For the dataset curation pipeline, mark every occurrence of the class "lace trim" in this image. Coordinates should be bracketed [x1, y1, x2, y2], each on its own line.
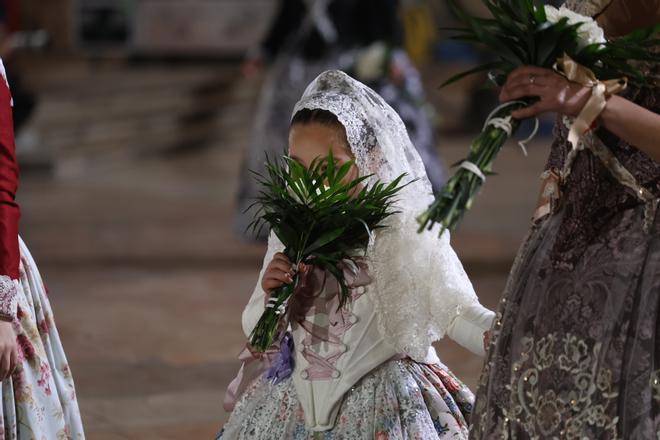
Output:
[367, 210, 479, 361]
[0, 275, 17, 321]
[561, 116, 659, 232]
[292, 70, 434, 205]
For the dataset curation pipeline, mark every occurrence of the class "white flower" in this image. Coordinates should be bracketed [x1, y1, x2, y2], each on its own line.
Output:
[544, 5, 606, 49]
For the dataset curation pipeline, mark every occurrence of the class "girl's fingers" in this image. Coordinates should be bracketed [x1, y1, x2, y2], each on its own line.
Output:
[264, 273, 292, 285]
[264, 270, 294, 285]
[272, 253, 291, 264]
[263, 279, 283, 292]
[269, 260, 294, 274]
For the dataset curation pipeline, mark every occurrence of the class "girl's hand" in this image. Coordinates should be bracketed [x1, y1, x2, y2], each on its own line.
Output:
[0, 321, 17, 380]
[499, 66, 592, 120]
[261, 253, 295, 300]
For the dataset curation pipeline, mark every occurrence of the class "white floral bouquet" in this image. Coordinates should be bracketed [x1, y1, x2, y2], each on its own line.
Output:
[417, 0, 659, 235]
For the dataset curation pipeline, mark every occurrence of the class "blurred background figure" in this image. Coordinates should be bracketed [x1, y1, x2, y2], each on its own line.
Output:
[0, 0, 47, 165]
[235, 0, 447, 241]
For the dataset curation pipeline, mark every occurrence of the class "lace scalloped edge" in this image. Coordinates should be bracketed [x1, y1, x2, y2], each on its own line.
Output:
[0, 275, 17, 321]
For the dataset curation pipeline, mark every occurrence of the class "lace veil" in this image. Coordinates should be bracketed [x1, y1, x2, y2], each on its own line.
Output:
[262, 69, 478, 361]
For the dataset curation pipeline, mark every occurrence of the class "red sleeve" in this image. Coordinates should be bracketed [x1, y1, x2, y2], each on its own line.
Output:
[0, 78, 20, 280]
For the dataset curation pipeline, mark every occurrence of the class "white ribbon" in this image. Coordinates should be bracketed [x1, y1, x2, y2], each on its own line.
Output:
[483, 100, 539, 156]
[486, 117, 513, 136]
[459, 161, 486, 182]
[265, 297, 278, 309]
[266, 297, 289, 316]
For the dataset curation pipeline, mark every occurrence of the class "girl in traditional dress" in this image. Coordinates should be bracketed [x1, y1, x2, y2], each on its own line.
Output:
[471, 0, 660, 438]
[219, 70, 494, 439]
[0, 59, 84, 438]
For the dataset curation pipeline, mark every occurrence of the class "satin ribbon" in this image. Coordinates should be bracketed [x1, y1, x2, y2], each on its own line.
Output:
[459, 161, 486, 182]
[553, 54, 627, 149]
[483, 100, 539, 156]
[265, 333, 295, 385]
[223, 343, 280, 412]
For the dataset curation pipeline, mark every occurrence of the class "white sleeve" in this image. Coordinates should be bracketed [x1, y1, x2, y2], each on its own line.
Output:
[241, 232, 285, 338]
[446, 302, 495, 357]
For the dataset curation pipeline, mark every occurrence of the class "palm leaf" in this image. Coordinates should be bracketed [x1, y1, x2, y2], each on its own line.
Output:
[439, 62, 503, 88]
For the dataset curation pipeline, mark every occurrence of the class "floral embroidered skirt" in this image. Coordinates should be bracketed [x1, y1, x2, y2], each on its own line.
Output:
[471, 205, 660, 439]
[219, 358, 473, 439]
[3, 238, 85, 439]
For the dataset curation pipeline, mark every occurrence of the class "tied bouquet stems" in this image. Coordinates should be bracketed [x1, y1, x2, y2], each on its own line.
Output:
[418, 0, 660, 235]
[247, 151, 407, 352]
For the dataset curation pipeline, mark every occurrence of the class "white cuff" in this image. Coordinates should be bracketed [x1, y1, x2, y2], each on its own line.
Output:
[446, 303, 495, 357]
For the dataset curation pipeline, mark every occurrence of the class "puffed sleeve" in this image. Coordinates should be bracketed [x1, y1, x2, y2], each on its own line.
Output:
[0, 67, 20, 321]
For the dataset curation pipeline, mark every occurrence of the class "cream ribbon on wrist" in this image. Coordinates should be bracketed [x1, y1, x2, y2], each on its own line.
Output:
[552, 54, 658, 233]
[553, 54, 627, 149]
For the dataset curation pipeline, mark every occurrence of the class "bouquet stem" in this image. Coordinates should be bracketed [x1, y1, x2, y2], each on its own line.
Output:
[417, 101, 528, 235]
[249, 271, 300, 352]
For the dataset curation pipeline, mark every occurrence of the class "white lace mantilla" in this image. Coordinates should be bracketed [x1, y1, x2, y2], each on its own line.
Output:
[0, 275, 17, 321]
[287, 70, 479, 361]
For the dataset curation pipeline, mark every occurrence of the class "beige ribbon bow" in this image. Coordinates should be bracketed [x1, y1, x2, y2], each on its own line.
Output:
[553, 54, 627, 149]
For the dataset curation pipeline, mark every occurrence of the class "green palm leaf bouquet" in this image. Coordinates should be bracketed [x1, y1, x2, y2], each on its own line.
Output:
[418, 0, 660, 235]
[247, 151, 407, 352]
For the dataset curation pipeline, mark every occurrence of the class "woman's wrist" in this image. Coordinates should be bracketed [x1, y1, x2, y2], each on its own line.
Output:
[598, 94, 619, 131]
[568, 84, 594, 117]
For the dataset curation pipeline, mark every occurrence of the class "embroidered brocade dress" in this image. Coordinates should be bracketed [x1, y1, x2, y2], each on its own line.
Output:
[470, 77, 660, 437]
[0, 64, 84, 439]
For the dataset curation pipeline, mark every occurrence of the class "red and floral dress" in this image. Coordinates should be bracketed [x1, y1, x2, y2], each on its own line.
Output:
[0, 60, 84, 439]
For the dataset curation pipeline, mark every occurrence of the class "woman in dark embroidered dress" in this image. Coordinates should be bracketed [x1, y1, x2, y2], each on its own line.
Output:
[471, 0, 660, 438]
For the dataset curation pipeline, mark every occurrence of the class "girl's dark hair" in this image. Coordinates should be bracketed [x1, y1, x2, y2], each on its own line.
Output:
[291, 108, 343, 129]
